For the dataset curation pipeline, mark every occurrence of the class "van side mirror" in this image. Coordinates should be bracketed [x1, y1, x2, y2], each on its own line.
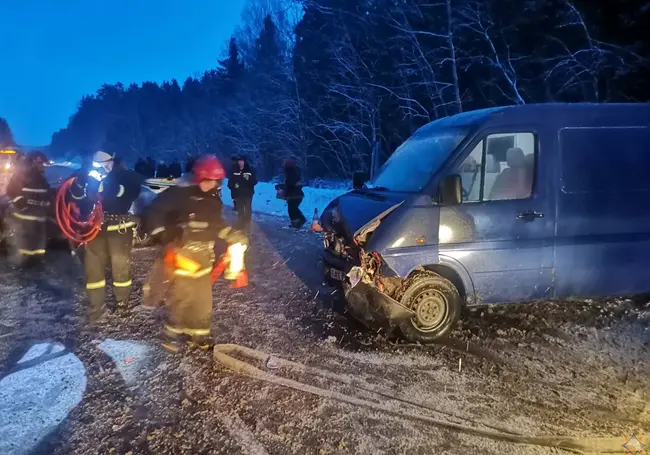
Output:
[439, 175, 462, 205]
[353, 171, 369, 190]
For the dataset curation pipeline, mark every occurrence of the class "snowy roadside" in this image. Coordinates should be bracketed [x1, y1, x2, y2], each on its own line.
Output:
[221, 178, 347, 220]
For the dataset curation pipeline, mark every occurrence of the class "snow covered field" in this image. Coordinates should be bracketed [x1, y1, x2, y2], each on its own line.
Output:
[221, 178, 348, 221]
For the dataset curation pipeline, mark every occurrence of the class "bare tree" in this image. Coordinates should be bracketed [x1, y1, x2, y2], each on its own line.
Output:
[455, 0, 527, 105]
[385, 0, 463, 116]
[543, 0, 648, 102]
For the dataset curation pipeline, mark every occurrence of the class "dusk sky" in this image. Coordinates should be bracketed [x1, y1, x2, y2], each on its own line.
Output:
[0, 0, 245, 145]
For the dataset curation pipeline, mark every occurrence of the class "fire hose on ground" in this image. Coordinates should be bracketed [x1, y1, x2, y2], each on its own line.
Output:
[213, 344, 643, 454]
[55, 178, 103, 245]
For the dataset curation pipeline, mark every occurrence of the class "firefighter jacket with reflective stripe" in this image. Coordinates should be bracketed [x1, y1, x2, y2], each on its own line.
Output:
[142, 185, 240, 244]
[6, 166, 51, 220]
[97, 166, 144, 215]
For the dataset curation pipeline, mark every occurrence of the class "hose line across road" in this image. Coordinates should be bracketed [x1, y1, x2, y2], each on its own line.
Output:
[213, 344, 643, 455]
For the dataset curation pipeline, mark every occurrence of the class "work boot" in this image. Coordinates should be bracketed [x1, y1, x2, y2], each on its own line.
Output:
[187, 335, 212, 351]
[161, 339, 182, 353]
[161, 326, 185, 353]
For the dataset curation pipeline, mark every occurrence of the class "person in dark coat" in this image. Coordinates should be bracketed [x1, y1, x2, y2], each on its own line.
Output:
[157, 161, 169, 179]
[135, 158, 145, 176]
[146, 157, 156, 177]
[283, 157, 306, 228]
[228, 156, 238, 212]
[186, 155, 197, 174]
[227, 156, 257, 230]
[170, 159, 182, 178]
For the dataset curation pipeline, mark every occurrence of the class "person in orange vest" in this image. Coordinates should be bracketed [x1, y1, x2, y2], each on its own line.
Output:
[141, 155, 248, 351]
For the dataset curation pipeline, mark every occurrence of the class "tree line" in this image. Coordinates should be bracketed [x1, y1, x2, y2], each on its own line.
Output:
[45, 0, 649, 180]
[0, 117, 15, 149]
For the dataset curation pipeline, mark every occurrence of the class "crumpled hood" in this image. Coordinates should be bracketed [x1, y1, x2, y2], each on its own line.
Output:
[320, 190, 407, 240]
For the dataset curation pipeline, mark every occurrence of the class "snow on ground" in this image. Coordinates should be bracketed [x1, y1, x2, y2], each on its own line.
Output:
[0, 343, 86, 455]
[221, 178, 348, 220]
[0, 213, 649, 454]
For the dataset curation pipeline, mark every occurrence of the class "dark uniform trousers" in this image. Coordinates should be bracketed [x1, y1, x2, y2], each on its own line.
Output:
[163, 241, 215, 345]
[85, 216, 135, 320]
[287, 197, 306, 228]
[6, 210, 47, 264]
[235, 195, 253, 230]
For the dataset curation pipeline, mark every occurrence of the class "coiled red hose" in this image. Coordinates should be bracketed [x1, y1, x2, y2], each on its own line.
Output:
[55, 178, 103, 245]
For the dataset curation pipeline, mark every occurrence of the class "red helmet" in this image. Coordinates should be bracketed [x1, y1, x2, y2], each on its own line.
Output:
[193, 155, 225, 183]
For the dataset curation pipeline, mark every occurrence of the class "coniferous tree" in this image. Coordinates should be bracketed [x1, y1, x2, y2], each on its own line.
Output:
[0, 117, 16, 148]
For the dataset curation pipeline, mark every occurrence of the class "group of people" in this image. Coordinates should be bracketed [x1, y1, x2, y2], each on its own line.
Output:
[133, 153, 308, 232]
[4, 150, 246, 351]
[74, 152, 247, 351]
[227, 155, 307, 230]
[134, 157, 195, 179]
[3, 150, 309, 352]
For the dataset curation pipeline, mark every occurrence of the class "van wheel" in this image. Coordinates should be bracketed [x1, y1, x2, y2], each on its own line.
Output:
[398, 272, 461, 343]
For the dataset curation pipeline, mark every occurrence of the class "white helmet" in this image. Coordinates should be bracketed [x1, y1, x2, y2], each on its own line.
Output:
[93, 150, 114, 164]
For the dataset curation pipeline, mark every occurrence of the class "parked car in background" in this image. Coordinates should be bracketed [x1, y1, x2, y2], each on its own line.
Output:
[320, 103, 650, 343]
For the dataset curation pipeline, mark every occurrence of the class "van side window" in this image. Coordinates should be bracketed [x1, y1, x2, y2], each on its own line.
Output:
[483, 132, 535, 201]
[457, 141, 483, 202]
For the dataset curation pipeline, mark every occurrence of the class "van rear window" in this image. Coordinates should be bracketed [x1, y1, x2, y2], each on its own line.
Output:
[560, 127, 650, 193]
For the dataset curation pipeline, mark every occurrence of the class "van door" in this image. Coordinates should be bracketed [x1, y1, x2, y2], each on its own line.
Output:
[438, 130, 555, 304]
[555, 126, 650, 297]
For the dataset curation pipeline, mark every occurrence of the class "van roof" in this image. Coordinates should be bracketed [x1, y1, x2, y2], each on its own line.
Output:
[417, 103, 650, 134]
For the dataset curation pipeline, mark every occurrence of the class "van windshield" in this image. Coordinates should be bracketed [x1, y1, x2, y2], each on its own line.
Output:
[366, 128, 468, 193]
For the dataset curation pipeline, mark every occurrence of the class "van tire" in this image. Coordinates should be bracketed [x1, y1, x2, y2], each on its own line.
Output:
[398, 272, 461, 343]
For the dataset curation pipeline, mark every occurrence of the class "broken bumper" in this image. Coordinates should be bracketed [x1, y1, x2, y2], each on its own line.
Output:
[344, 278, 415, 329]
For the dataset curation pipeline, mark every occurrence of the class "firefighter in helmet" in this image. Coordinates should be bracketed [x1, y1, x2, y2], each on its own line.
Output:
[5, 151, 51, 265]
[71, 150, 144, 323]
[141, 155, 247, 351]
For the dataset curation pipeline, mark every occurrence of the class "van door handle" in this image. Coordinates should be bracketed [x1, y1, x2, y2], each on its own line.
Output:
[517, 211, 544, 221]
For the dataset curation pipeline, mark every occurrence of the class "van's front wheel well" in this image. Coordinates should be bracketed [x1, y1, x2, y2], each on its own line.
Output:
[416, 264, 467, 304]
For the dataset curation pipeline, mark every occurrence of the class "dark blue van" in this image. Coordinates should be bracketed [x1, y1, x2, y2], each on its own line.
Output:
[320, 103, 650, 343]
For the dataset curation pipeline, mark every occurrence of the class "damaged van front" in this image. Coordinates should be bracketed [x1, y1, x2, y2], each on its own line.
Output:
[320, 110, 496, 342]
[322, 103, 650, 343]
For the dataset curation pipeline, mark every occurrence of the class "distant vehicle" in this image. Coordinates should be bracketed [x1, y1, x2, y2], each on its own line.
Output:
[0, 149, 20, 195]
[320, 103, 650, 343]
